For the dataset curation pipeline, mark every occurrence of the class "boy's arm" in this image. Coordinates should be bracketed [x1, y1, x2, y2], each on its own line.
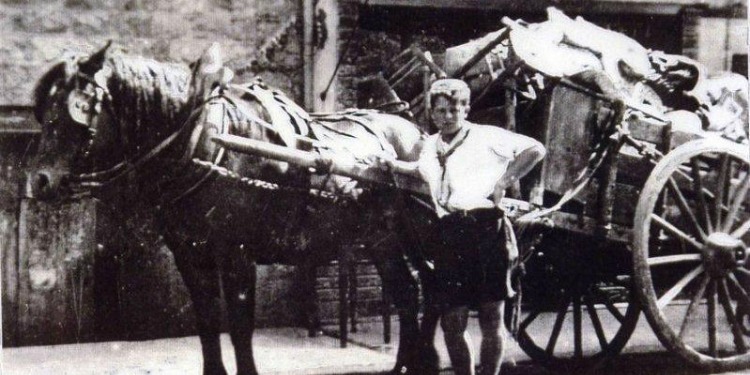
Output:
[375, 156, 421, 178]
[492, 140, 546, 206]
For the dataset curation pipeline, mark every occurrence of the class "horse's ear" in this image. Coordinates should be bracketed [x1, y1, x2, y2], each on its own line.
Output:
[190, 43, 233, 103]
[79, 41, 113, 74]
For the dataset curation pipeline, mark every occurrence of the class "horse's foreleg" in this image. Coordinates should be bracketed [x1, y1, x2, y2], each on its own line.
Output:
[170, 243, 227, 375]
[373, 256, 421, 374]
[217, 241, 259, 375]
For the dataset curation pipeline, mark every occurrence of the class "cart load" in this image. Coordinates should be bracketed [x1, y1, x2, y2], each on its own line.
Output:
[368, 7, 748, 145]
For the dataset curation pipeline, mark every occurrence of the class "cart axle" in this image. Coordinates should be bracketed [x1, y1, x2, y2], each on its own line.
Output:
[703, 232, 747, 277]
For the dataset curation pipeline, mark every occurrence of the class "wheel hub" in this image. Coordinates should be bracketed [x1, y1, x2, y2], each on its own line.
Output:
[702, 232, 748, 277]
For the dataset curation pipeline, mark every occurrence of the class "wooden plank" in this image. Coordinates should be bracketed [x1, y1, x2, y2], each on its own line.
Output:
[16, 199, 97, 345]
[1, 134, 37, 347]
[1, 208, 18, 347]
[626, 115, 669, 144]
[539, 85, 601, 196]
[0, 107, 39, 134]
[546, 211, 630, 243]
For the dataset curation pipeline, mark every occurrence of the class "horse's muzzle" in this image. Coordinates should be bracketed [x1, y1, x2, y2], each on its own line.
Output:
[28, 171, 78, 201]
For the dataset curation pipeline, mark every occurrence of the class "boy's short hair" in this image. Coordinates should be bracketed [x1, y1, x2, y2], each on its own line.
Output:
[429, 79, 470, 105]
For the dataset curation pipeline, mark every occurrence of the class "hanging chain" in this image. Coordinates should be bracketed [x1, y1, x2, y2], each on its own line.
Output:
[190, 158, 345, 202]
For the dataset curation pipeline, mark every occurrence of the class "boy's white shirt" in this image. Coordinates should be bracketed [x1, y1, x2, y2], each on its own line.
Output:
[418, 123, 541, 218]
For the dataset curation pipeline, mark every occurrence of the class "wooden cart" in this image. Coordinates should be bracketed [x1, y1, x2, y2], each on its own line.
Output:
[351, 20, 750, 373]
[214, 19, 750, 374]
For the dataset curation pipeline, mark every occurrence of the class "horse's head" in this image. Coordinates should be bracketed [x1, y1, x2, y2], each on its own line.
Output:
[29, 42, 122, 202]
[30, 42, 193, 203]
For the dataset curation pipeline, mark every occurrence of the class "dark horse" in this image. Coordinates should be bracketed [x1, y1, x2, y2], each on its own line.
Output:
[29, 43, 439, 375]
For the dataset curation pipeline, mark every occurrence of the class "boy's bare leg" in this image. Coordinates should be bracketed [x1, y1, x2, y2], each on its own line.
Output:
[441, 306, 475, 375]
[478, 300, 505, 375]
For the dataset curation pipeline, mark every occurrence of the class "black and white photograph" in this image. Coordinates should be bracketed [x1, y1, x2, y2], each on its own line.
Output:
[1, 0, 748, 374]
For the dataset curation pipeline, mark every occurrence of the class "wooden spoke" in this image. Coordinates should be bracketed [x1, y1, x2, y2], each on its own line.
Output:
[647, 254, 702, 266]
[675, 165, 718, 201]
[668, 177, 707, 240]
[731, 216, 750, 239]
[715, 154, 730, 229]
[735, 267, 750, 279]
[519, 309, 541, 332]
[585, 296, 608, 350]
[708, 280, 718, 357]
[546, 296, 570, 355]
[651, 214, 704, 251]
[603, 299, 626, 323]
[674, 167, 694, 184]
[657, 265, 704, 309]
[691, 157, 714, 233]
[727, 273, 750, 306]
[678, 274, 711, 340]
[718, 279, 748, 354]
[574, 297, 583, 358]
[723, 172, 750, 233]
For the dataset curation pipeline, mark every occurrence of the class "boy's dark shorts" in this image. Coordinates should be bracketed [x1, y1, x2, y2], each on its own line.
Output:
[426, 207, 510, 311]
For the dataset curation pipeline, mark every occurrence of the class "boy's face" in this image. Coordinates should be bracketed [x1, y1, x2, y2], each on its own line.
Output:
[431, 95, 469, 135]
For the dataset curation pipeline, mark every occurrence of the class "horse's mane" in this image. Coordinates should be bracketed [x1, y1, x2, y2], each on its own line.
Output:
[34, 51, 193, 154]
[105, 54, 192, 147]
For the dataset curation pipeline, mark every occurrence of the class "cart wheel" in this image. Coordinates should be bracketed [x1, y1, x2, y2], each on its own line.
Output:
[633, 138, 750, 371]
[515, 238, 640, 371]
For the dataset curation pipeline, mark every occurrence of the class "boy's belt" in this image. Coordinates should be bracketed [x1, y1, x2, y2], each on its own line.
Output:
[441, 207, 502, 223]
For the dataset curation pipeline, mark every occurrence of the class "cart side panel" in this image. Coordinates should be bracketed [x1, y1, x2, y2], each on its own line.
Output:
[539, 85, 604, 197]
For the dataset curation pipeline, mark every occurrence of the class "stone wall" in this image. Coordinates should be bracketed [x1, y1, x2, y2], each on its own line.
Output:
[0, 0, 308, 344]
[0, 0, 303, 106]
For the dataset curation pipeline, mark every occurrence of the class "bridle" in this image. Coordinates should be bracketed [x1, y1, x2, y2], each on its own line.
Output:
[60, 67, 207, 193]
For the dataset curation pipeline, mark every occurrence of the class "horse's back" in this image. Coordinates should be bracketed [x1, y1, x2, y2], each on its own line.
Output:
[313, 111, 424, 162]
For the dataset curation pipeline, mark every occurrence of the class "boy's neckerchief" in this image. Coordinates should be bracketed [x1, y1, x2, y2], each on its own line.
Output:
[436, 126, 471, 209]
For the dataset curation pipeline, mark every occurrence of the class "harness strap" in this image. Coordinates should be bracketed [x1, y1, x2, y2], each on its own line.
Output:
[233, 82, 310, 146]
[222, 89, 318, 150]
[169, 96, 231, 205]
[100, 116, 195, 188]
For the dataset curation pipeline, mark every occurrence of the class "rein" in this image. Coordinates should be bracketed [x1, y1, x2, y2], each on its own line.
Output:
[73, 104, 205, 188]
[67, 68, 225, 205]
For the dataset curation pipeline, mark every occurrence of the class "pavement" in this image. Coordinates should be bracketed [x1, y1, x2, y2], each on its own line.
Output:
[2, 312, 748, 375]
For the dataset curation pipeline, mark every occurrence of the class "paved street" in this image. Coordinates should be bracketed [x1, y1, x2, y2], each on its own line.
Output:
[5, 307, 750, 375]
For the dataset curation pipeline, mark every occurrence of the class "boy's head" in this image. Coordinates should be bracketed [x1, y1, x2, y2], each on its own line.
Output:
[429, 79, 471, 107]
[429, 79, 471, 134]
